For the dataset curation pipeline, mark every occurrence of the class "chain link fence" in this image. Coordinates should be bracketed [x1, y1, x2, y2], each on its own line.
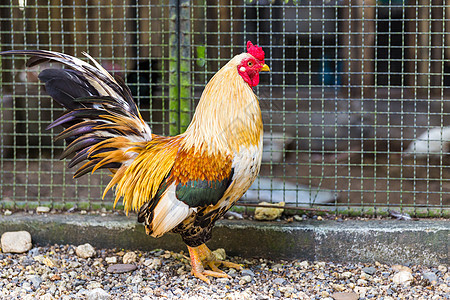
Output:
[0, 0, 449, 217]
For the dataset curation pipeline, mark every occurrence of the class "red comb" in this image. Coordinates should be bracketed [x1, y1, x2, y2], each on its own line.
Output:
[247, 41, 265, 62]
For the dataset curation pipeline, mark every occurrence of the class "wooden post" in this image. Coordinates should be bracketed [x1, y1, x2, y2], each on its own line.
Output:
[340, 0, 351, 98]
[0, 0, 12, 87]
[340, 0, 375, 98]
[87, 0, 100, 58]
[169, 0, 191, 135]
[446, 0, 450, 60]
[431, 0, 444, 96]
[361, 0, 376, 97]
[206, 0, 219, 72]
[219, 0, 231, 61]
[408, 0, 431, 94]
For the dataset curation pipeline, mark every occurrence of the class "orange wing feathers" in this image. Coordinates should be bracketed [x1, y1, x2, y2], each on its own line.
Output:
[108, 135, 181, 212]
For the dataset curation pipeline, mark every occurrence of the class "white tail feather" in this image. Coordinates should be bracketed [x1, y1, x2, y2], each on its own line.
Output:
[150, 184, 193, 237]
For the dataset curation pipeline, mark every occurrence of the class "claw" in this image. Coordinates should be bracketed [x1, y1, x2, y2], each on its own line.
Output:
[192, 269, 211, 284]
[220, 260, 243, 270]
[187, 244, 238, 283]
[207, 261, 225, 273]
[203, 270, 230, 278]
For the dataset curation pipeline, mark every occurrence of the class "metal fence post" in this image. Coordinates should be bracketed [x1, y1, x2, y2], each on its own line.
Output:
[169, 0, 191, 135]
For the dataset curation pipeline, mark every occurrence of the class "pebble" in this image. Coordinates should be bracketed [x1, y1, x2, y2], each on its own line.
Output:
[392, 265, 412, 273]
[273, 277, 286, 285]
[254, 201, 285, 221]
[106, 264, 137, 274]
[87, 281, 102, 290]
[0, 244, 446, 299]
[105, 256, 117, 264]
[4, 209, 12, 216]
[392, 271, 413, 285]
[316, 261, 326, 268]
[28, 247, 39, 257]
[422, 271, 438, 285]
[331, 283, 345, 291]
[280, 286, 294, 297]
[0, 231, 32, 253]
[145, 258, 162, 270]
[43, 257, 58, 268]
[438, 283, 449, 293]
[357, 279, 367, 286]
[33, 255, 45, 264]
[438, 265, 447, 273]
[76, 243, 96, 258]
[69, 261, 81, 268]
[86, 287, 110, 300]
[228, 268, 237, 277]
[28, 274, 42, 288]
[363, 267, 376, 275]
[298, 291, 310, 299]
[40, 294, 55, 300]
[122, 252, 137, 264]
[331, 292, 359, 300]
[297, 260, 309, 268]
[354, 286, 369, 297]
[36, 206, 51, 213]
[241, 268, 255, 277]
[293, 215, 303, 221]
[74, 279, 86, 286]
[212, 248, 226, 261]
[272, 263, 283, 271]
[341, 271, 353, 279]
[239, 275, 252, 284]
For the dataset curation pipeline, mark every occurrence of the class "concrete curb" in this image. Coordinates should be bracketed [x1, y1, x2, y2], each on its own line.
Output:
[0, 213, 448, 265]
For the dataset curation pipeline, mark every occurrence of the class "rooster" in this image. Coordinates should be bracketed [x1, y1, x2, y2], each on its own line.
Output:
[1, 41, 269, 283]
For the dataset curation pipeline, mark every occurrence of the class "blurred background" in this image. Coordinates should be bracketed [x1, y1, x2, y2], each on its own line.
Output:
[0, 0, 449, 216]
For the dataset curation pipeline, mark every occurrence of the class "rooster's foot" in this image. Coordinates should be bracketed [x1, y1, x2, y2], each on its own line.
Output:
[187, 244, 242, 283]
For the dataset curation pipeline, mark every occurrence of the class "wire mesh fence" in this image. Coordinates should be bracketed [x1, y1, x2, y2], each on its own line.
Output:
[0, 0, 449, 217]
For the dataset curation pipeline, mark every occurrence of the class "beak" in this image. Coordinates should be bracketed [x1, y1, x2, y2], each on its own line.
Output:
[260, 64, 270, 72]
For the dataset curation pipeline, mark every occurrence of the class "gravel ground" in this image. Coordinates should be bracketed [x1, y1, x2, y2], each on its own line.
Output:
[0, 244, 448, 299]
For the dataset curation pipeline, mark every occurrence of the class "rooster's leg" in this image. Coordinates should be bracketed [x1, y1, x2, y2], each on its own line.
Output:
[187, 244, 242, 283]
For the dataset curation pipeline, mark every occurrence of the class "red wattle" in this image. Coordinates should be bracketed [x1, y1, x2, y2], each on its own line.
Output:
[238, 67, 260, 87]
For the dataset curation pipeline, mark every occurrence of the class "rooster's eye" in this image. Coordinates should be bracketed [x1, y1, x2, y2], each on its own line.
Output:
[248, 61, 253, 66]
